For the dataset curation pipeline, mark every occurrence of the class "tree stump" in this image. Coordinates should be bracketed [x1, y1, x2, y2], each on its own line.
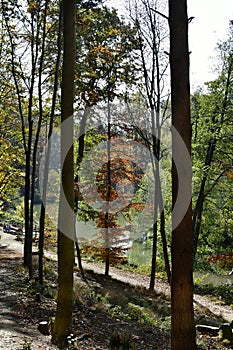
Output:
[38, 321, 50, 336]
[219, 323, 233, 342]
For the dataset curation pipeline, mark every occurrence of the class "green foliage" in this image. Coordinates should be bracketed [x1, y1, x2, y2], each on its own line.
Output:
[75, 6, 140, 106]
[0, 106, 24, 213]
[191, 34, 233, 260]
[21, 340, 32, 350]
[127, 302, 156, 326]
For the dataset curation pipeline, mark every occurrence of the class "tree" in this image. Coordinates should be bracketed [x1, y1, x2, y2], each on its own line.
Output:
[1, 0, 60, 276]
[169, 0, 196, 349]
[192, 32, 233, 259]
[128, 0, 171, 288]
[75, 5, 138, 106]
[38, 0, 63, 285]
[76, 126, 146, 276]
[73, 6, 139, 274]
[52, 0, 75, 346]
[0, 16, 24, 212]
[0, 97, 24, 214]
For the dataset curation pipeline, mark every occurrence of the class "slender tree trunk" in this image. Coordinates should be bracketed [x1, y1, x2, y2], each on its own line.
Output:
[160, 210, 171, 284]
[75, 107, 90, 168]
[38, 202, 45, 284]
[52, 0, 75, 346]
[149, 221, 158, 290]
[192, 170, 209, 259]
[30, 0, 48, 274]
[149, 106, 158, 290]
[74, 107, 91, 278]
[24, 151, 32, 276]
[105, 247, 110, 276]
[169, 1, 196, 349]
[29, 0, 49, 285]
[105, 101, 111, 276]
[24, 6, 41, 277]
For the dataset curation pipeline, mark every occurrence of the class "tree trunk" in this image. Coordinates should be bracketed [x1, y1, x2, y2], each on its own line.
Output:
[52, 0, 75, 346]
[105, 247, 110, 276]
[149, 221, 158, 290]
[74, 107, 91, 279]
[38, 202, 45, 285]
[160, 210, 171, 284]
[29, 0, 49, 285]
[169, 1, 196, 349]
[104, 98, 111, 277]
[149, 108, 159, 291]
[38, 0, 62, 286]
[24, 150, 33, 277]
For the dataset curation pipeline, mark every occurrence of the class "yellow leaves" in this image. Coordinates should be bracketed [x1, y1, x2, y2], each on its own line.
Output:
[219, 162, 233, 180]
[27, 2, 38, 15]
[107, 26, 121, 37]
[226, 169, 233, 180]
[77, 14, 90, 33]
[87, 45, 116, 65]
[94, 45, 113, 56]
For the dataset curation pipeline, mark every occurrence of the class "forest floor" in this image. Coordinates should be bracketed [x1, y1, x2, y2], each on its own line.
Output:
[0, 228, 233, 350]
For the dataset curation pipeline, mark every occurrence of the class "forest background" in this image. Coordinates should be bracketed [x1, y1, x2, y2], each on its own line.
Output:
[0, 0, 233, 349]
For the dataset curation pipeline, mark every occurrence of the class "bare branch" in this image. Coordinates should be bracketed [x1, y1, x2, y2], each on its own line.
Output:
[149, 8, 169, 21]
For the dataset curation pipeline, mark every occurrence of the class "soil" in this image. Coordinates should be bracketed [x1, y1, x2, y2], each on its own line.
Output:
[0, 228, 232, 350]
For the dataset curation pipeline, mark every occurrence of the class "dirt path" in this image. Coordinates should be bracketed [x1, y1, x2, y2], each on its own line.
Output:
[0, 250, 57, 348]
[0, 265, 56, 349]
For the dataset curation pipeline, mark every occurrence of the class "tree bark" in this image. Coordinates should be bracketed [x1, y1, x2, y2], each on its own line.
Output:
[52, 0, 75, 346]
[74, 107, 91, 279]
[38, 1, 63, 285]
[169, 1, 196, 349]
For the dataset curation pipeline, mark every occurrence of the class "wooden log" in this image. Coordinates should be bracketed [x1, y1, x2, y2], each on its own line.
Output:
[196, 324, 219, 335]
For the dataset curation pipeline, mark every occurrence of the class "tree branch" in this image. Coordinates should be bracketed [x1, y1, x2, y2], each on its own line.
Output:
[149, 8, 169, 21]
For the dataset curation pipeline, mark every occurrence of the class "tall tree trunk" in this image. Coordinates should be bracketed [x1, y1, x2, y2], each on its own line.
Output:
[38, 1, 63, 285]
[24, 151, 32, 276]
[149, 221, 158, 290]
[74, 107, 91, 279]
[24, 5, 40, 277]
[30, 0, 49, 281]
[149, 106, 163, 290]
[52, 0, 75, 346]
[105, 100, 111, 276]
[160, 210, 171, 284]
[169, 1, 196, 349]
